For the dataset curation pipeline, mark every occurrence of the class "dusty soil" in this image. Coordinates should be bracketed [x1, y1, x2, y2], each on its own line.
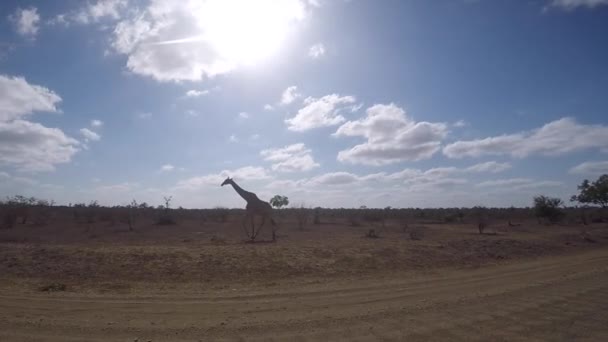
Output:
[1, 217, 607, 341]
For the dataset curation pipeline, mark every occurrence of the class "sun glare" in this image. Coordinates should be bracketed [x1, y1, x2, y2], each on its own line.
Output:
[195, 0, 306, 65]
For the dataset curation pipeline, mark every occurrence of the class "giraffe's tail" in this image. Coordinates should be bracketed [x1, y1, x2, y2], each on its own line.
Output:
[270, 218, 277, 226]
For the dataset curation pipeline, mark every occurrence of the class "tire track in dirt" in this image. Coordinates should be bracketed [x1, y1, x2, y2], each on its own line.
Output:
[0, 249, 607, 341]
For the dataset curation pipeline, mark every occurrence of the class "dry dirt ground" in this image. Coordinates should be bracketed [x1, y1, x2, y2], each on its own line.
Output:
[1, 217, 607, 341]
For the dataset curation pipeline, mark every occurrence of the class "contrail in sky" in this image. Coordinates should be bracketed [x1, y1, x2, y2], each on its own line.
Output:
[150, 35, 206, 45]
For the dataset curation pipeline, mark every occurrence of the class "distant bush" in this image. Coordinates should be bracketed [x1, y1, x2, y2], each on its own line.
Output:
[211, 206, 229, 222]
[571, 174, 608, 209]
[210, 234, 227, 244]
[32, 199, 54, 226]
[1, 195, 54, 228]
[534, 195, 564, 224]
[362, 210, 385, 227]
[365, 228, 380, 238]
[472, 206, 489, 234]
[313, 207, 321, 225]
[409, 228, 424, 240]
[156, 196, 176, 225]
[348, 212, 360, 227]
[294, 204, 308, 230]
[85, 201, 100, 223]
[478, 222, 487, 234]
[39, 283, 66, 292]
[2, 210, 18, 229]
[270, 195, 289, 209]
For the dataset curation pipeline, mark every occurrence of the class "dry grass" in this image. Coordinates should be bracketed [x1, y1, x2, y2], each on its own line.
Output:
[1, 209, 607, 293]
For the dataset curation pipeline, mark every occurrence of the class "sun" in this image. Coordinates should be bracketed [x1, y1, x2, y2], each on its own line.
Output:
[194, 0, 306, 65]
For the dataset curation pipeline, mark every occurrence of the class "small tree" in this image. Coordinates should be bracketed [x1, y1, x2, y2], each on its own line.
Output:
[294, 204, 308, 230]
[313, 207, 322, 225]
[156, 196, 176, 225]
[473, 206, 488, 234]
[126, 199, 138, 231]
[270, 195, 289, 209]
[534, 195, 564, 224]
[85, 200, 99, 224]
[571, 174, 608, 208]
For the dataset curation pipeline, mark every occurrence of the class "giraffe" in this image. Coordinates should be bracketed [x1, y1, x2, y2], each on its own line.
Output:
[221, 177, 277, 241]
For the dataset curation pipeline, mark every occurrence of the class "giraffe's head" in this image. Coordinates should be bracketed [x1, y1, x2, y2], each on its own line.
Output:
[221, 177, 232, 186]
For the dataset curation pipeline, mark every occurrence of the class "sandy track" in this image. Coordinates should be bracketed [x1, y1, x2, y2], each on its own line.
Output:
[1, 249, 607, 341]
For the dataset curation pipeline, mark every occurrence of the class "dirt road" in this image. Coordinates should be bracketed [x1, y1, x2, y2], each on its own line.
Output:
[1, 249, 607, 341]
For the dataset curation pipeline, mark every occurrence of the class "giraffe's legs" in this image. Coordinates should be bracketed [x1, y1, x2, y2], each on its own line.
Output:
[242, 213, 251, 239]
[254, 216, 266, 240]
[250, 215, 255, 241]
[242, 213, 271, 242]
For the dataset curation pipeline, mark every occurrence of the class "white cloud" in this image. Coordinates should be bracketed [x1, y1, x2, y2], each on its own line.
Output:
[476, 178, 533, 187]
[334, 103, 448, 166]
[175, 166, 270, 190]
[94, 181, 137, 194]
[224, 166, 270, 180]
[91, 119, 103, 127]
[79, 128, 101, 142]
[0, 75, 78, 172]
[137, 112, 152, 119]
[476, 178, 563, 190]
[285, 94, 356, 131]
[308, 172, 359, 186]
[0, 120, 80, 172]
[443, 117, 608, 159]
[165, 161, 545, 208]
[278, 161, 509, 192]
[51, 0, 128, 26]
[238, 112, 250, 119]
[260, 143, 320, 172]
[110, 0, 309, 82]
[569, 161, 608, 175]
[453, 120, 468, 128]
[549, 0, 608, 9]
[466, 161, 511, 173]
[160, 164, 175, 172]
[251, 134, 260, 140]
[308, 43, 325, 58]
[10, 7, 40, 38]
[264, 104, 274, 111]
[229, 134, 238, 143]
[185, 89, 209, 97]
[185, 110, 199, 117]
[255, 161, 567, 208]
[280, 85, 301, 105]
[76, 0, 128, 24]
[0, 75, 62, 122]
[47, 14, 68, 26]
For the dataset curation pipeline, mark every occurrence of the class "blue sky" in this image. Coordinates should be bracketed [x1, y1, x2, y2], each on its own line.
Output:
[1, 0, 608, 208]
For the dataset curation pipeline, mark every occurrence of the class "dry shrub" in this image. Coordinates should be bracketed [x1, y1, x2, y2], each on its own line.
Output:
[348, 212, 360, 227]
[362, 210, 385, 227]
[473, 206, 490, 234]
[365, 229, 380, 238]
[156, 213, 176, 225]
[294, 205, 308, 230]
[313, 207, 321, 225]
[409, 228, 424, 240]
[478, 222, 487, 234]
[32, 206, 53, 226]
[210, 234, 227, 244]
[2, 210, 18, 229]
[39, 283, 67, 292]
[211, 207, 229, 222]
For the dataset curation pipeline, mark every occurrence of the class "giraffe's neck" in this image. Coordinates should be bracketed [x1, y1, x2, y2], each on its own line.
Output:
[230, 181, 253, 203]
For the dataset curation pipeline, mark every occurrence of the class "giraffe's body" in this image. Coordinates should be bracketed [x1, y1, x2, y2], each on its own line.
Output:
[221, 177, 276, 240]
